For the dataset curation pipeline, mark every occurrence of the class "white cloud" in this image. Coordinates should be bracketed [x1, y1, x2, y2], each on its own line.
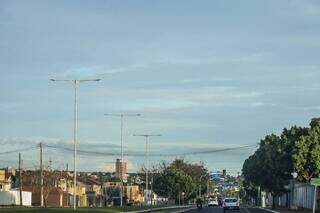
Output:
[53, 63, 148, 79]
[157, 52, 265, 66]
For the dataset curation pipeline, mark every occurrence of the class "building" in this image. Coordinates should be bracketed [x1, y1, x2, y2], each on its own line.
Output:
[80, 177, 103, 207]
[125, 185, 144, 203]
[115, 159, 127, 181]
[103, 181, 121, 189]
[23, 185, 68, 207]
[0, 168, 15, 191]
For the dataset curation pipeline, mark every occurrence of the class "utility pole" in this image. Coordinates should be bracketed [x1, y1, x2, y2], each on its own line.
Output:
[19, 152, 23, 206]
[133, 134, 161, 205]
[51, 78, 101, 210]
[49, 159, 52, 171]
[40, 142, 43, 207]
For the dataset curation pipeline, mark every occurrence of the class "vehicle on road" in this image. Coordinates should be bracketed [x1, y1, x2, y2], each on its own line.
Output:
[208, 198, 219, 207]
[223, 197, 240, 212]
[218, 197, 223, 207]
[196, 197, 203, 211]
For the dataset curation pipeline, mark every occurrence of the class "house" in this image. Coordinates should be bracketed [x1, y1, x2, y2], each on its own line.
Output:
[23, 185, 68, 207]
[64, 176, 87, 207]
[22, 170, 70, 207]
[80, 177, 102, 207]
[125, 185, 144, 203]
[103, 181, 121, 188]
[0, 168, 15, 191]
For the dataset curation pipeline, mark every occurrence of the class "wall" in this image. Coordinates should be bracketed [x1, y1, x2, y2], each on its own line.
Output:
[0, 190, 32, 206]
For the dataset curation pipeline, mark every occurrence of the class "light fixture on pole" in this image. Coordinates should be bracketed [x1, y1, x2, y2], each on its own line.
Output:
[104, 113, 141, 207]
[50, 78, 101, 210]
[133, 134, 161, 205]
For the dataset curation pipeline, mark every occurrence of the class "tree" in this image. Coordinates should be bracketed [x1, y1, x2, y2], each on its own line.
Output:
[42, 170, 62, 207]
[281, 126, 309, 180]
[242, 134, 291, 209]
[23, 169, 62, 207]
[169, 159, 210, 196]
[153, 167, 196, 203]
[294, 120, 320, 182]
[242, 117, 320, 209]
[150, 159, 208, 203]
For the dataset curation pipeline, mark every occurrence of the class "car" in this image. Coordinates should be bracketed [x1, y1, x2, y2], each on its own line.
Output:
[208, 198, 219, 207]
[223, 197, 240, 212]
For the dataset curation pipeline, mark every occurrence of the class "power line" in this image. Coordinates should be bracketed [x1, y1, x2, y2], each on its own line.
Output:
[0, 146, 37, 155]
[42, 143, 257, 157]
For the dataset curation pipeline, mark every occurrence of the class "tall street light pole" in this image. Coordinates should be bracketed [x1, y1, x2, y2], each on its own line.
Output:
[133, 134, 161, 205]
[50, 78, 101, 210]
[104, 113, 141, 207]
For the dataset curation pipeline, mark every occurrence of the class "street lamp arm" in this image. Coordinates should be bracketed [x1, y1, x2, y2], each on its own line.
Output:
[133, 134, 162, 137]
[104, 113, 141, 117]
[50, 79, 101, 83]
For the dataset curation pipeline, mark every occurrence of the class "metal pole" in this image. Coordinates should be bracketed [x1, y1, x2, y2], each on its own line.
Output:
[104, 113, 140, 207]
[50, 78, 100, 210]
[19, 152, 23, 206]
[313, 185, 317, 213]
[151, 174, 153, 205]
[120, 114, 123, 207]
[146, 136, 149, 204]
[132, 134, 161, 205]
[73, 80, 78, 210]
[40, 143, 43, 207]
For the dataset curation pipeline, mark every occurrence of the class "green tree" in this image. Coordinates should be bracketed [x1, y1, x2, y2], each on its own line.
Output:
[294, 119, 320, 182]
[281, 126, 309, 180]
[242, 134, 290, 209]
[169, 159, 209, 196]
[153, 167, 196, 203]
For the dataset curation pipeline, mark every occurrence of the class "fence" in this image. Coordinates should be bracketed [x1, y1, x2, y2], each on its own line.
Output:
[266, 183, 319, 210]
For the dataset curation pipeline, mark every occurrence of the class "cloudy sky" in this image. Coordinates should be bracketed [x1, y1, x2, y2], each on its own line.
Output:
[0, 0, 320, 175]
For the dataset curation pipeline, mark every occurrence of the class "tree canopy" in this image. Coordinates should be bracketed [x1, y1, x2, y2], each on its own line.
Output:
[145, 159, 209, 204]
[242, 117, 320, 208]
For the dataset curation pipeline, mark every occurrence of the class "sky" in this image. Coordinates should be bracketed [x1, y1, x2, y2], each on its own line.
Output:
[0, 0, 320, 175]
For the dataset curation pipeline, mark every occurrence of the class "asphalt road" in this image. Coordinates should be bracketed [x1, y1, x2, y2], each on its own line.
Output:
[183, 206, 271, 213]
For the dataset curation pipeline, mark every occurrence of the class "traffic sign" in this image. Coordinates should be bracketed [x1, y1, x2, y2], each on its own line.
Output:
[311, 178, 320, 186]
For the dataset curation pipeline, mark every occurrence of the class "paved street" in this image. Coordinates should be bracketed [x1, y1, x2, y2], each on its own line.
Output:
[184, 207, 271, 213]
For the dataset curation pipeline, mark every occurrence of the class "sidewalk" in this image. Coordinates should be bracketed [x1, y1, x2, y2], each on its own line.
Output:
[263, 207, 314, 213]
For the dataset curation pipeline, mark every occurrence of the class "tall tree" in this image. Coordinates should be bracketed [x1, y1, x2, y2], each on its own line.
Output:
[169, 159, 209, 196]
[281, 126, 309, 178]
[153, 167, 196, 203]
[242, 134, 291, 209]
[294, 119, 320, 182]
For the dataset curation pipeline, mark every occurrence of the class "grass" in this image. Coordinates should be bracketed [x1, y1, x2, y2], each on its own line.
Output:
[0, 206, 157, 213]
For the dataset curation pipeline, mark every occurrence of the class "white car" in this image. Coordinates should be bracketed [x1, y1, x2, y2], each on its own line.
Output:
[208, 198, 219, 207]
[223, 197, 240, 212]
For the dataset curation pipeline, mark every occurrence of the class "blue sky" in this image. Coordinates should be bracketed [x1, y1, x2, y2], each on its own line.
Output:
[0, 0, 320, 175]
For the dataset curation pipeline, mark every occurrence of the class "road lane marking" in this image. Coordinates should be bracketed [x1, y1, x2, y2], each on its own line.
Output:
[257, 207, 280, 213]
